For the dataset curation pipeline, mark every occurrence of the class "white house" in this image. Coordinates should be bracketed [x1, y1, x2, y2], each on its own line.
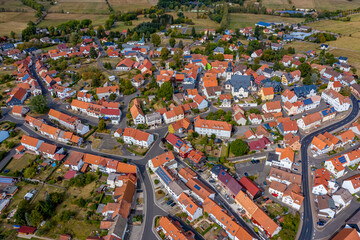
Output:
[130, 102, 146, 125]
[342, 174, 360, 194]
[177, 192, 203, 222]
[194, 117, 232, 139]
[321, 89, 350, 112]
[332, 188, 352, 211]
[123, 128, 154, 148]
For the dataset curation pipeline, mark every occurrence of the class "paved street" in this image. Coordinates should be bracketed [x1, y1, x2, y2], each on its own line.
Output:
[298, 94, 359, 240]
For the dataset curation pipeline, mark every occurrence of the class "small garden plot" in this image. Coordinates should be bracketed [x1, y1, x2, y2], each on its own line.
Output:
[3, 153, 37, 174]
[127, 145, 148, 156]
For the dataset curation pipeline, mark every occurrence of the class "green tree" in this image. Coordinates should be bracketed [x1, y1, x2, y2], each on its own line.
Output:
[191, 27, 196, 37]
[303, 74, 313, 85]
[30, 95, 49, 114]
[169, 37, 176, 48]
[109, 93, 117, 101]
[29, 210, 43, 227]
[23, 167, 36, 178]
[10, 31, 16, 40]
[230, 139, 248, 156]
[340, 86, 351, 97]
[89, 46, 97, 59]
[158, 81, 173, 101]
[161, 47, 170, 60]
[98, 119, 106, 131]
[151, 34, 161, 47]
[298, 63, 312, 77]
[178, 40, 184, 49]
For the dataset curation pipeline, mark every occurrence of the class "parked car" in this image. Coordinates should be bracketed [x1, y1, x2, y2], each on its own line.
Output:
[209, 180, 215, 183]
[255, 160, 260, 164]
[263, 181, 267, 186]
[244, 172, 248, 177]
[170, 202, 176, 207]
[167, 200, 173, 205]
[3, 169, 9, 174]
[293, 168, 299, 172]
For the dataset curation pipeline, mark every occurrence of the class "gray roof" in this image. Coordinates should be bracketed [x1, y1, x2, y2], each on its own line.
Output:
[145, 112, 161, 121]
[169, 180, 188, 197]
[225, 75, 253, 93]
[109, 215, 127, 239]
[317, 195, 336, 210]
[267, 152, 279, 163]
[347, 209, 360, 226]
[3, 185, 17, 195]
[333, 188, 352, 204]
[211, 164, 227, 176]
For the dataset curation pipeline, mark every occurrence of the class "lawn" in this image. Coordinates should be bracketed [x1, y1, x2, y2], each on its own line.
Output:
[228, 13, 303, 29]
[48, 0, 110, 14]
[168, 12, 220, 32]
[261, 0, 360, 10]
[101, 147, 123, 156]
[306, 13, 360, 36]
[38, 13, 110, 27]
[4, 153, 37, 174]
[0, 12, 36, 36]
[108, 0, 155, 12]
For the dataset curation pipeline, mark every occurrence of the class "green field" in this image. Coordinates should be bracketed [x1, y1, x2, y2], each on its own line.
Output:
[168, 12, 220, 31]
[307, 14, 360, 36]
[260, 0, 360, 10]
[38, 13, 110, 27]
[0, 12, 36, 36]
[228, 13, 303, 29]
[48, 0, 110, 14]
[108, 0, 155, 12]
[0, 0, 35, 12]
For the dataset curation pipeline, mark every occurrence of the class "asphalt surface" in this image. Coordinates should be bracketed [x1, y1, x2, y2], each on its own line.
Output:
[298, 94, 359, 240]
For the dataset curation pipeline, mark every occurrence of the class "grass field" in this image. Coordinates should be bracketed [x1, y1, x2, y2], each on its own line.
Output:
[228, 13, 303, 29]
[0, 12, 36, 36]
[111, 15, 150, 31]
[285, 41, 320, 53]
[260, 0, 360, 10]
[0, 0, 35, 12]
[4, 153, 37, 173]
[38, 13, 110, 27]
[108, 0, 154, 12]
[48, 0, 110, 14]
[307, 14, 360, 36]
[168, 12, 220, 31]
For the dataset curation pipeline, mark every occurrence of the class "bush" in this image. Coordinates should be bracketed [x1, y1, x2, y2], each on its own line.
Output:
[69, 173, 95, 187]
[154, 179, 160, 184]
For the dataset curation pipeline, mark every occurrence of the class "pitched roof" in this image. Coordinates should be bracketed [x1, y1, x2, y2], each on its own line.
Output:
[332, 228, 360, 240]
[239, 177, 261, 197]
[186, 178, 214, 200]
[150, 151, 175, 169]
[123, 128, 151, 142]
[194, 118, 232, 131]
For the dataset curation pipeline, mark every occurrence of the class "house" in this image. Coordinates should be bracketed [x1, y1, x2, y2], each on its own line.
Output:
[123, 128, 154, 148]
[202, 197, 254, 240]
[185, 177, 215, 202]
[342, 174, 360, 194]
[239, 176, 262, 199]
[158, 216, 196, 240]
[113, 128, 123, 138]
[258, 87, 274, 101]
[317, 195, 336, 218]
[130, 100, 145, 125]
[145, 112, 162, 126]
[332, 228, 360, 240]
[284, 133, 301, 151]
[321, 107, 336, 122]
[194, 117, 232, 139]
[64, 151, 84, 171]
[96, 86, 120, 99]
[148, 151, 176, 172]
[328, 80, 342, 92]
[11, 105, 29, 117]
[248, 137, 270, 151]
[351, 83, 360, 97]
[77, 91, 93, 102]
[281, 73, 295, 86]
[267, 167, 301, 186]
[177, 192, 203, 221]
[310, 132, 340, 155]
[48, 109, 90, 135]
[281, 89, 297, 103]
[193, 94, 208, 110]
[248, 113, 262, 125]
[225, 75, 254, 99]
[324, 156, 346, 179]
[116, 58, 135, 71]
[20, 135, 44, 154]
[294, 85, 317, 98]
[278, 120, 298, 135]
[234, 191, 281, 238]
[280, 184, 304, 210]
[218, 169, 242, 198]
[297, 112, 322, 130]
[6, 87, 28, 106]
[18, 226, 36, 235]
[251, 49, 263, 59]
[131, 74, 145, 88]
[312, 168, 337, 195]
[169, 118, 190, 134]
[266, 147, 294, 170]
[321, 89, 350, 112]
[262, 101, 281, 113]
[332, 188, 352, 210]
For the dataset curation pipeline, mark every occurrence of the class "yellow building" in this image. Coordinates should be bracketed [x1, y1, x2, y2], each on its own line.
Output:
[258, 87, 274, 101]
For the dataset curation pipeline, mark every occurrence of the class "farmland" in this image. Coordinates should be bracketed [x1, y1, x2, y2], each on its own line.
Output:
[38, 13, 110, 28]
[168, 12, 220, 32]
[228, 13, 303, 29]
[108, 0, 155, 12]
[47, 0, 110, 14]
[0, 12, 36, 36]
[260, 0, 360, 11]
[0, 0, 35, 12]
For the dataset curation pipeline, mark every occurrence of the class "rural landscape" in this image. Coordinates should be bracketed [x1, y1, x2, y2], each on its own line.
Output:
[0, 0, 360, 240]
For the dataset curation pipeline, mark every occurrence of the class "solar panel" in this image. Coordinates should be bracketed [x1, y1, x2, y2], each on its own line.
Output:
[338, 156, 346, 164]
[194, 184, 201, 191]
[155, 168, 173, 185]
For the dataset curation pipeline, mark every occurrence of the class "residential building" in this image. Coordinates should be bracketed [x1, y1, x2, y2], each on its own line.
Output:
[157, 216, 196, 240]
[258, 87, 274, 101]
[297, 112, 322, 131]
[177, 192, 203, 221]
[130, 100, 145, 125]
[342, 174, 360, 194]
[123, 128, 154, 148]
[194, 117, 232, 139]
[322, 89, 350, 112]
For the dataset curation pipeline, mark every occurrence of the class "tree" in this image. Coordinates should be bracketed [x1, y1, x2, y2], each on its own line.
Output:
[98, 119, 106, 131]
[169, 37, 176, 48]
[89, 46, 97, 59]
[230, 139, 248, 156]
[273, 61, 280, 71]
[191, 26, 196, 37]
[109, 93, 117, 101]
[151, 33, 161, 47]
[303, 74, 313, 85]
[10, 31, 16, 40]
[70, 32, 79, 46]
[30, 95, 49, 114]
[158, 81, 173, 101]
[178, 40, 184, 49]
[29, 210, 43, 227]
[23, 167, 36, 178]
[298, 63, 312, 77]
[340, 86, 351, 97]
[161, 47, 170, 60]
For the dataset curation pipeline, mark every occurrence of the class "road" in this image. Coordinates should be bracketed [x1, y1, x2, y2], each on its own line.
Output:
[298, 94, 359, 240]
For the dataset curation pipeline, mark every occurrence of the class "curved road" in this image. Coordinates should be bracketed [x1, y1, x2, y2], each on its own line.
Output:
[298, 94, 359, 240]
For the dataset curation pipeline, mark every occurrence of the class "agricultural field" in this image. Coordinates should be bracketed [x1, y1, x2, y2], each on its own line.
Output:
[306, 13, 360, 36]
[168, 12, 220, 32]
[47, 0, 110, 14]
[285, 41, 320, 53]
[111, 15, 150, 31]
[0, 0, 35, 12]
[38, 13, 110, 27]
[0, 12, 36, 36]
[259, 0, 360, 11]
[108, 0, 155, 12]
[228, 13, 303, 29]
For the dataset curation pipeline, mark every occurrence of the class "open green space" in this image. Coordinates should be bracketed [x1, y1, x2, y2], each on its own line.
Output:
[260, 0, 360, 11]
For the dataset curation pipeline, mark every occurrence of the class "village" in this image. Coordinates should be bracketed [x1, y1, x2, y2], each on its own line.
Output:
[1, 3, 360, 240]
